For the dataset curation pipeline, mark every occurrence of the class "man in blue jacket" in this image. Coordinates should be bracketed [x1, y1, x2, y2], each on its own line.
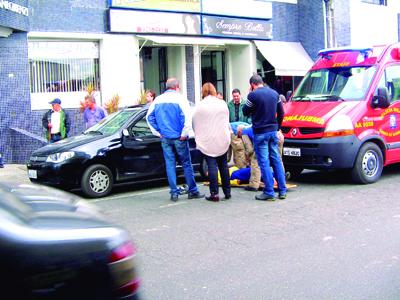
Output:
[242, 74, 287, 201]
[146, 78, 204, 201]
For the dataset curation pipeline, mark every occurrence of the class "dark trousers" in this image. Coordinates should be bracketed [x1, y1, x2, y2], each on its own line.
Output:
[204, 151, 231, 197]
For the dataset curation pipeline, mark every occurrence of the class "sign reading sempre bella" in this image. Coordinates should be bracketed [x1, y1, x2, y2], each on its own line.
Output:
[0, 1, 29, 16]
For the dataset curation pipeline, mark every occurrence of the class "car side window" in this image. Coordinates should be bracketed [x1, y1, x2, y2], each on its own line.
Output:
[131, 118, 153, 137]
[376, 65, 400, 103]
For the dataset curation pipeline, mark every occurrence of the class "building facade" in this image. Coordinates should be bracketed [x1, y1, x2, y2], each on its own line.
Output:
[0, 0, 399, 163]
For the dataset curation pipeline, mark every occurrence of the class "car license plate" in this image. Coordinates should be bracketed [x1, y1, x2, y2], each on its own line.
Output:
[283, 147, 301, 157]
[28, 169, 37, 179]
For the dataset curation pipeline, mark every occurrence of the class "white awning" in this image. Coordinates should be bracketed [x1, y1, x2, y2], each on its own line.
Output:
[254, 41, 314, 77]
[138, 35, 250, 46]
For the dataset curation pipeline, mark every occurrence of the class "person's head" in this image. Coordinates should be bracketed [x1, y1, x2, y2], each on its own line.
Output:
[232, 88, 241, 104]
[165, 78, 180, 91]
[146, 90, 156, 103]
[85, 95, 96, 109]
[201, 82, 217, 99]
[249, 74, 264, 91]
[279, 94, 287, 103]
[216, 91, 224, 100]
[49, 98, 62, 112]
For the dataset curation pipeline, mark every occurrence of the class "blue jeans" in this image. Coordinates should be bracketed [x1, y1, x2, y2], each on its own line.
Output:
[161, 138, 199, 196]
[253, 131, 287, 197]
[204, 152, 231, 197]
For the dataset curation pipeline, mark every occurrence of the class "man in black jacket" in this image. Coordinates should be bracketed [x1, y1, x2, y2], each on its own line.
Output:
[42, 98, 71, 143]
[242, 74, 287, 201]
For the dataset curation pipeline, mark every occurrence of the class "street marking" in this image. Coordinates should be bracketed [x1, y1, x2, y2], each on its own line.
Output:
[159, 201, 188, 208]
[92, 188, 169, 203]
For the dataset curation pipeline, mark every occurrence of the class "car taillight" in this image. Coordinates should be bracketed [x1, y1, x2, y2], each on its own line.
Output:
[109, 241, 140, 297]
[109, 241, 135, 263]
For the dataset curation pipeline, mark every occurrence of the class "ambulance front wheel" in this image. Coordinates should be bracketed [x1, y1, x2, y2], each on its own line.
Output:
[351, 142, 383, 184]
[284, 166, 303, 180]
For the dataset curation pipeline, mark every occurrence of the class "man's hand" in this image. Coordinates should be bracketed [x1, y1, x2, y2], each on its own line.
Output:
[237, 125, 244, 138]
[179, 136, 188, 141]
[48, 123, 52, 128]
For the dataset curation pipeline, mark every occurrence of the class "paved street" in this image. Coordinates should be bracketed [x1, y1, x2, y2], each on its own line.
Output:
[92, 166, 400, 300]
[3, 164, 400, 299]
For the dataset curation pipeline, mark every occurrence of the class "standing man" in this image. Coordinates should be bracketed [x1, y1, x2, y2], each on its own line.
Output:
[42, 98, 71, 143]
[83, 95, 106, 129]
[243, 74, 287, 201]
[228, 89, 251, 123]
[146, 78, 204, 202]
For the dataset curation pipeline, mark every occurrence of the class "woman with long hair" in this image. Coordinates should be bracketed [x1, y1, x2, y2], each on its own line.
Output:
[192, 82, 231, 201]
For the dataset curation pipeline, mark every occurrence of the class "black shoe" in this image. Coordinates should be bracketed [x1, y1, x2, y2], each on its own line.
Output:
[255, 193, 275, 201]
[205, 194, 219, 202]
[278, 193, 287, 200]
[188, 192, 205, 199]
[170, 194, 179, 202]
[223, 194, 231, 200]
[244, 186, 258, 192]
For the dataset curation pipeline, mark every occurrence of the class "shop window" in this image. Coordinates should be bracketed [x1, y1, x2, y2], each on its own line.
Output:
[28, 41, 100, 94]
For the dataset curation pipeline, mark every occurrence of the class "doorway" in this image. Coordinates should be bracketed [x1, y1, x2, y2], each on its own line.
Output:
[140, 46, 167, 96]
[201, 50, 226, 99]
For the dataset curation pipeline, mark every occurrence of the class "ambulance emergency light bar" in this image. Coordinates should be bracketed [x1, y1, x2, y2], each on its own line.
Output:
[318, 47, 373, 60]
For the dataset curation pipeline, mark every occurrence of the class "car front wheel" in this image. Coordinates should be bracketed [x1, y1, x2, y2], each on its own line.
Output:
[351, 142, 383, 184]
[81, 164, 113, 198]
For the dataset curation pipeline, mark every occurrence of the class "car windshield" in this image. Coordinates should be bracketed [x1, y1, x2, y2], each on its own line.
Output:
[84, 108, 141, 135]
[292, 66, 376, 101]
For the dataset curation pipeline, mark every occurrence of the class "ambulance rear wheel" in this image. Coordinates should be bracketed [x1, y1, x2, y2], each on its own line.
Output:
[351, 142, 383, 184]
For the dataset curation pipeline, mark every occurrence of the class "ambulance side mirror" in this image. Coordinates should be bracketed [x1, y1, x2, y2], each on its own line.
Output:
[371, 87, 390, 109]
[286, 91, 293, 101]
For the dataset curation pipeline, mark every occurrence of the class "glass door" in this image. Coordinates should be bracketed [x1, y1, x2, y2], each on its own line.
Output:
[201, 50, 225, 99]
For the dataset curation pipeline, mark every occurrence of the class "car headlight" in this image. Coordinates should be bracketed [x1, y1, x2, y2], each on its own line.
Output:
[46, 151, 75, 163]
[323, 115, 355, 138]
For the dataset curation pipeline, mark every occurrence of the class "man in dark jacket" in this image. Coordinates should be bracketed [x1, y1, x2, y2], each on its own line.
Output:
[242, 74, 287, 201]
[42, 98, 71, 143]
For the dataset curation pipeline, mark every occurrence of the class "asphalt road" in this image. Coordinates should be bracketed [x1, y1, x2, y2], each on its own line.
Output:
[3, 164, 400, 299]
[91, 166, 400, 300]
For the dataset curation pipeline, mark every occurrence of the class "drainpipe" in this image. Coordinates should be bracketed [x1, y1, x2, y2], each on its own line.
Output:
[323, 0, 334, 48]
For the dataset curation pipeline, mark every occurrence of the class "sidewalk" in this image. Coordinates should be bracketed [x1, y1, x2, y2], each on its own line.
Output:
[0, 164, 30, 184]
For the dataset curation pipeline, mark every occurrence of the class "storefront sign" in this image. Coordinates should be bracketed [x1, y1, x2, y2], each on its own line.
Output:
[202, 16, 272, 39]
[202, 0, 272, 19]
[0, 0, 28, 16]
[109, 0, 200, 13]
[109, 9, 201, 35]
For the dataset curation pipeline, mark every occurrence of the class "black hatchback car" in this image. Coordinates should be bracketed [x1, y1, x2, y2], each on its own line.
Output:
[27, 106, 205, 198]
[0, 181, 140, 299]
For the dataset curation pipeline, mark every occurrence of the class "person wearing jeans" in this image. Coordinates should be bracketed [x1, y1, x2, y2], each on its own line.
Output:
[146, 77, 204, 201]
[253, 131, 286, 198]
[243, 74, 287, 200]
[161, 138, 200, 198]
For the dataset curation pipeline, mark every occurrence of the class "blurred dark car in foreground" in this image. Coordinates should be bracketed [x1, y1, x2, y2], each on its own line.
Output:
[0, 182, 140, 299]
[27, 106, 205, 198]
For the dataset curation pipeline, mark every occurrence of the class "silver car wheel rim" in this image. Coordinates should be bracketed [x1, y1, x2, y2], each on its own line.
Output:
[362, 150, 378, 178]
[89, 170, 109, 193]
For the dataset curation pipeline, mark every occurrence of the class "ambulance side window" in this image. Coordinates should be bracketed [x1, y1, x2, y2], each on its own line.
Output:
[377, 65, 400, 103]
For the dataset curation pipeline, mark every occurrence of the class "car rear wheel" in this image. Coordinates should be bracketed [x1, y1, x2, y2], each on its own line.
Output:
[81, 164, 113, 198]
[199, 158, 209, 181]
[351, 142, 383, 184]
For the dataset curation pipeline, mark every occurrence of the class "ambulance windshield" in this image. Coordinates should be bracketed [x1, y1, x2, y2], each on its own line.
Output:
[292, 66, 376, 102]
